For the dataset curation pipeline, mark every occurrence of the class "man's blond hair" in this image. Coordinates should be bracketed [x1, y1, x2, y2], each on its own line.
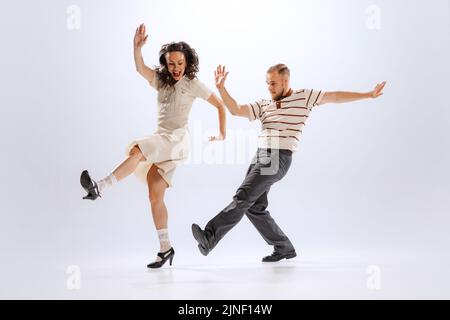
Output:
[267, 64, 290, 77]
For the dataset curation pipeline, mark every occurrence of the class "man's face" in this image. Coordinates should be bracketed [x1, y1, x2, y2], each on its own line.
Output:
[266, 71, 289, 101]
[165, 51, 186, 81]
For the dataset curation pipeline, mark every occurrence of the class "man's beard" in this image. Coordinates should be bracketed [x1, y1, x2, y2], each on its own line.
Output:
[273, 86, 286, 101]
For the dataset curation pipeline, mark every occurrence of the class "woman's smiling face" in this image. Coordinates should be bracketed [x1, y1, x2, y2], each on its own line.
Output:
[165, 51, 186, 82]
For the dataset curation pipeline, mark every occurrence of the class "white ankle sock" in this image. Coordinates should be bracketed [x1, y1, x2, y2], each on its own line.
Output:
[97, 173, 118, 193]
[155, 229, 172, 262]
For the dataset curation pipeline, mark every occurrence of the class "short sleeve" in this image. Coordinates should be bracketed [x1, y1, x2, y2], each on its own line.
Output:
[189, 79, 213, 101]
[149, 74, 160, 91]
[247, 101, 263, 122]
[305, 89, 325, 108]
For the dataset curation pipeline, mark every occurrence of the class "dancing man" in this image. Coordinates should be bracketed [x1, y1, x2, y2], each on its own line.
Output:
[192, 64, 385, 262]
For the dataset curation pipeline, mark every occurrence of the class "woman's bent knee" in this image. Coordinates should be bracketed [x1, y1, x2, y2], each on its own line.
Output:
[129, 145, 145, 161]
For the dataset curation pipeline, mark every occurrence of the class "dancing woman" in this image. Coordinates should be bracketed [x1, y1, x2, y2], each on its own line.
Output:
[80, 24, 226, 268]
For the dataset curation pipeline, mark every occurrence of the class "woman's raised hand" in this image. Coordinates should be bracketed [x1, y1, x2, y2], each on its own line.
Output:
[134, 23, 149, 49]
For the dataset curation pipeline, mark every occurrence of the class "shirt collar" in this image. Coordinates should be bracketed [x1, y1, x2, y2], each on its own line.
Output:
[275, 88, 293, 102]
[274, 88, 293, 108]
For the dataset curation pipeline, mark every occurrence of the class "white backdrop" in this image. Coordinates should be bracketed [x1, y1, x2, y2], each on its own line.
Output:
[0, 0, 449, 299]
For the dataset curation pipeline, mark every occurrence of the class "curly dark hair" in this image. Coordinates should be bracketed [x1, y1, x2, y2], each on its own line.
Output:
[156, 41, 199, 88]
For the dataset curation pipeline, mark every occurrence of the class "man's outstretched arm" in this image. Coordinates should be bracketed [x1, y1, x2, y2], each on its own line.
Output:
[320, 82, 387, 105]
[214, 65, 250, 118]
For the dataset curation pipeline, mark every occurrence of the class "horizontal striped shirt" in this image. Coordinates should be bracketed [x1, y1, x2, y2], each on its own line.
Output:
[247, 89, 324, 152]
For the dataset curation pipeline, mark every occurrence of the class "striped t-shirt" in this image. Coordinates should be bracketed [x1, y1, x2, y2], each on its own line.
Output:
[247, 89, 324, 152]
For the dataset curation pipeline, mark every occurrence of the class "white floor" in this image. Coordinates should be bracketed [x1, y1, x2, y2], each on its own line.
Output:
[2, 250, 449, 299]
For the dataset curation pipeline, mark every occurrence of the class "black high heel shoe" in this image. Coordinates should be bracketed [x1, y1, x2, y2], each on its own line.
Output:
[147, 248, 175, 269]
[80, 170, 101, 200]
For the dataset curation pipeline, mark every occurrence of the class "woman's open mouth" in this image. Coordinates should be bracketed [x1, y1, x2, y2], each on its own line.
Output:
[173, 71, 182, 78]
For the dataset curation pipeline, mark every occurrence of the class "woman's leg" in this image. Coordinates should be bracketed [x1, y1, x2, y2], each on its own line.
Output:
[111, 145, 146, 181]
[91, 145, 146, 196]
[81, 145, 147, 198]
[147, 165, 171, 261]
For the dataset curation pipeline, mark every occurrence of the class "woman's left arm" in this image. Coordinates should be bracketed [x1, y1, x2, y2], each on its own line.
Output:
[207, 93, 227, 141]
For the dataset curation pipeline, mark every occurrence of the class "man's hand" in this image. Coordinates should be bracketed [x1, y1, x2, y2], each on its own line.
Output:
[213, 65, 250, 118]
[214, 65, 229, 91]
[134, 23, 149, 49]
[370, 81, 387, 98]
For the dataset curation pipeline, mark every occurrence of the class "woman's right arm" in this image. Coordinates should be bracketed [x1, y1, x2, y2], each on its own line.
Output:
[133, 23, 156, 83]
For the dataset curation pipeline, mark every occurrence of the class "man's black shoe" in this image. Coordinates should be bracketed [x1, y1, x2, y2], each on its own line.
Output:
[191, 224, 210, 256]
[262, 250, 297, 262]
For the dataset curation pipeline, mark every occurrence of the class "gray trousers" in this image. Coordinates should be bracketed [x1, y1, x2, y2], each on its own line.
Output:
[204, 148, 295, 253]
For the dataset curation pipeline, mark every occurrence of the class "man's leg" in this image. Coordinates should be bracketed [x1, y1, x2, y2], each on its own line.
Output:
[192, 161, 255, 255]
[245, 191, 295, 254]
[201, 166, 272, 251]
[193, 149, 291, 254]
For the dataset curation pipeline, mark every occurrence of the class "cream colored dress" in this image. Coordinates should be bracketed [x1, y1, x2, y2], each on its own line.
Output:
[126, 75, 212, 187]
